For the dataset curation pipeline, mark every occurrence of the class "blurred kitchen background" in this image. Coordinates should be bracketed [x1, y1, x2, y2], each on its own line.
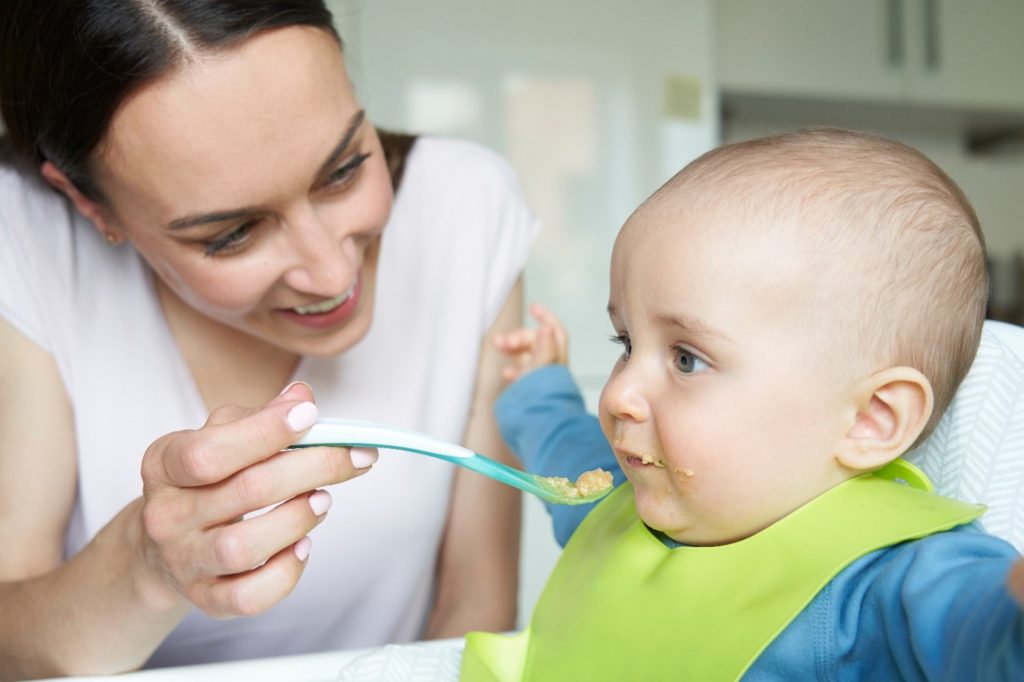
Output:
[324, 0, 1024, 626]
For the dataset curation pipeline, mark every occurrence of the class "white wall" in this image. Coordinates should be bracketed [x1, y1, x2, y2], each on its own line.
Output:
[724, 102, 1024, 317]
[722, 105, 1024, 296]
[327, 0, 718, 626]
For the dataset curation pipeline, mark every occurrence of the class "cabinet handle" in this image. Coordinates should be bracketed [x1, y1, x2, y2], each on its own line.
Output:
[886, 0, 905, 67]
[922, 0, 940, 70]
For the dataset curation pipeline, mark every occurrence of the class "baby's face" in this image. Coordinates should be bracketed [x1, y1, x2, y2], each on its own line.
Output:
[598, 202, 856, 545]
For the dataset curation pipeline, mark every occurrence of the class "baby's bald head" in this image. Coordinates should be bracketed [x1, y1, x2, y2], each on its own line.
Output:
[628, 128, 986, 440]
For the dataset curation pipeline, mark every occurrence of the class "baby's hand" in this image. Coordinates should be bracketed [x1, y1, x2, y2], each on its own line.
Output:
[1008, 557, 1024, 607]
[493, 302, 569, 383]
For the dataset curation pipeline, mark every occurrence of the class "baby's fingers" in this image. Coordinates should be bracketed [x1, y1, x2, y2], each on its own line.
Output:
[1008, 557, 1024, 606]
[531, 326, 561, 366]
[493, 328, 538, 354]
[528, 303, 569, 364]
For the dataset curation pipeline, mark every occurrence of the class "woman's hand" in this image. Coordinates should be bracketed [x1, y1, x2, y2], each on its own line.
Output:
[136, 382, 376, 618]
[492, 302, 569, 384]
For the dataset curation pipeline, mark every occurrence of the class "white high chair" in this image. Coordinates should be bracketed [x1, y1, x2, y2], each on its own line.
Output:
[907, 320, 1024, 552]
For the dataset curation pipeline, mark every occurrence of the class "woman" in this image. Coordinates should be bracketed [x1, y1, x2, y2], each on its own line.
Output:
[0, 1, 535, 677]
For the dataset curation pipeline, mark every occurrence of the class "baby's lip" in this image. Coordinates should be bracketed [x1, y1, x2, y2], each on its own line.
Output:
[615, 447, 666, 468]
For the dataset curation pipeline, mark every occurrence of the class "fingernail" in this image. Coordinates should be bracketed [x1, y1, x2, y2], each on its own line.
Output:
[308, 490, 332, 516]
[279, 380, 308, 396]
[287, 401, 318, 432]
[294, 536, 312, 561]
[350, 447, 378, 469]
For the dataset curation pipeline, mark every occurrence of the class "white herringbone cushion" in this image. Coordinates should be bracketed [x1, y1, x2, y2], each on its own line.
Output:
[907, 320, 1024, 552]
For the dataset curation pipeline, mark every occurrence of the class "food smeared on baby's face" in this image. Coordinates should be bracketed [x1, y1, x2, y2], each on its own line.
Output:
[537, 468, 614, 499]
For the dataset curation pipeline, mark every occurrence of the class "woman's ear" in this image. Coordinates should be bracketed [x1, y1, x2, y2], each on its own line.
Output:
[835, 367, 933, 472]
[40, 161, 119, 240]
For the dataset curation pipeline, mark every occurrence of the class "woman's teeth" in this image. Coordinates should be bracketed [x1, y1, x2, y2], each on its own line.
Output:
[292, 287, 354, 315]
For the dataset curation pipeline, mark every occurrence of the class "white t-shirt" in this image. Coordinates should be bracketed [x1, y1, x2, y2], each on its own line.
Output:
[0, 137, 539, 666]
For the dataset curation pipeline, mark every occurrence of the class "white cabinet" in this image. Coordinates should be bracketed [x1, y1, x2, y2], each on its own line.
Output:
[717, 0, 1024, 111]
[716, 0, 906, 101]
[910, 0, 1024, 110]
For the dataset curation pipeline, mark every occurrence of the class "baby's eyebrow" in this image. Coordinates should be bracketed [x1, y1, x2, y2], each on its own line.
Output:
[655, 312, 733, 343]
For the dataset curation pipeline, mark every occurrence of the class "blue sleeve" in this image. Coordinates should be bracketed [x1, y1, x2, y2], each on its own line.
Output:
[494, 365, 624, 546]
[823, 526, 1024, 680]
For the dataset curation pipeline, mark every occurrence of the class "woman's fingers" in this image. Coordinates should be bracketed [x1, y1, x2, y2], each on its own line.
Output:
[201, 491, 332, 577]
[197, 540, 312, 619]
[196, 445, 375, 526]
[145, 398, 319, 490]
[132, 382, 377, 619]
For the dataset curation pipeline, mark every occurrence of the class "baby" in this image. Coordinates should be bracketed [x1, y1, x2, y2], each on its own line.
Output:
[461, 128, 1024, 681]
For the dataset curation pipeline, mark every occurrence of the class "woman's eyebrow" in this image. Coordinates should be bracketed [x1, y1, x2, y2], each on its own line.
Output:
[163, 110, 367, 231]
[165, 207, 257, 231]
[314, 109, 366, 179]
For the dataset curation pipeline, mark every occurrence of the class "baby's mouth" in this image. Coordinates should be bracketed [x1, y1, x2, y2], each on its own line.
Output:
[291, 283, 355, 315]
[625, 455, 667, 468]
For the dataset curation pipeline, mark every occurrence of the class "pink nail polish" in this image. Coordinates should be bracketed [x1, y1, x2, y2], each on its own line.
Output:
[279, 380, 302, 396]
[294, 536, 312, 561]
[308, 490, 332, 516]
[287, 402, 318, 432]
[350, 447, 378, 469]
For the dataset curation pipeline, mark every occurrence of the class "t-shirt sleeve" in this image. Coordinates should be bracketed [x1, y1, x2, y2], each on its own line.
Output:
[496, 364, 625, 546]
[443, 140, 541, 331]
[835, 527, 1024, 679]
[483, 155, 540, 327]
[0, 161, 75, 353]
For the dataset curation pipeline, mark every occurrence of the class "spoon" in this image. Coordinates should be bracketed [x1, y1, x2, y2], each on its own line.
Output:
[292, 418, 612, 506]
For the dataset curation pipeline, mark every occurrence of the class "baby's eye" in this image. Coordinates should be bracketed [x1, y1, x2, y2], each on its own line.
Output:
[609, 333, 631, 360]
[673, 346, 708, 374]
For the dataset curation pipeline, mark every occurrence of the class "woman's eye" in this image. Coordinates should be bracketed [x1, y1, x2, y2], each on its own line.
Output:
[325, 151, 370, 187]
[674, 346, 708, 374]
[609, 333, 631, 359]
[203, 220, 258, 256]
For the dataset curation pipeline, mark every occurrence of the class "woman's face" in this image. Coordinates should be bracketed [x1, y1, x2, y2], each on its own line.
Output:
[93, 27, 393, 357]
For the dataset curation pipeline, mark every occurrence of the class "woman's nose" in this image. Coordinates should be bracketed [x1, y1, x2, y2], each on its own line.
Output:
[599, 363, 650, 424]
[281, 204, 354, 294]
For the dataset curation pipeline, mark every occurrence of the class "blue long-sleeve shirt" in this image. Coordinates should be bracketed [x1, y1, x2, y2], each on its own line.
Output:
[496, 365, 1024, 680]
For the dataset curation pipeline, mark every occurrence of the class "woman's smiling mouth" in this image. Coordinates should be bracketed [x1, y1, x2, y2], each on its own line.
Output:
[278, 277, 362, 329]
[292, 284, 355, 315]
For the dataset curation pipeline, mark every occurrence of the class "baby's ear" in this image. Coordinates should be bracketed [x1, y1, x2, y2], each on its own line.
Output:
[835, 367, 933, 472]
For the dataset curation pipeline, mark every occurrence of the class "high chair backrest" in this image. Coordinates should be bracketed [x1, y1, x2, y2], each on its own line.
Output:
[907, 320, 1024, 552]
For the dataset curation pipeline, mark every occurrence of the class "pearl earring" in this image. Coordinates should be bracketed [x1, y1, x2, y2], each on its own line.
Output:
[104, 232, 121, 245]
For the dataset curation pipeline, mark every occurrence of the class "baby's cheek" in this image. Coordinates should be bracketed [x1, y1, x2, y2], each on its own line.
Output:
[672, 466, 696, 485]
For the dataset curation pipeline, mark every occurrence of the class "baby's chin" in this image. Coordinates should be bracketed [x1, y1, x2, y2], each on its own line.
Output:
[635, 506, 761, 547]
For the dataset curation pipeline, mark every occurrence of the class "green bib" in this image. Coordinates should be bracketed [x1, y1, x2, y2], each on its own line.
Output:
[462, 460, 983, 681]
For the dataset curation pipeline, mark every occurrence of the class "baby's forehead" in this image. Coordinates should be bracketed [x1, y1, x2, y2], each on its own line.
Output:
[624, 170, 824, 249]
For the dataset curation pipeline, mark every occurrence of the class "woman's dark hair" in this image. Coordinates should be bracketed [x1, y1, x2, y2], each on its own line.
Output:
[0, 1, 415, 199]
